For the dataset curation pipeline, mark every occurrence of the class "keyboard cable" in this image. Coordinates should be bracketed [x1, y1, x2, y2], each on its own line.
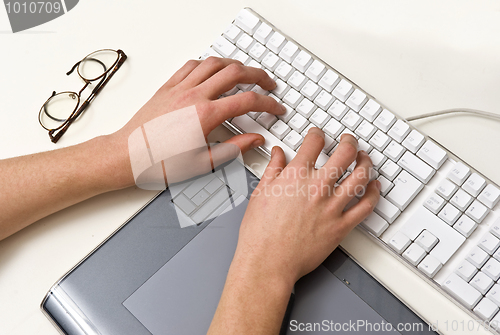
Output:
[406, 108, 500, 122]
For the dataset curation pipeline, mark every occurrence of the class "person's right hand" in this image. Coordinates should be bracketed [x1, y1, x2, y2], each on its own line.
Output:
[231, 131, 381, 289]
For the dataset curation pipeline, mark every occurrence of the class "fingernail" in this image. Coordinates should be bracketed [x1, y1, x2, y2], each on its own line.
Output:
[252, 139, 264, 149]
[308, 127, 325, 138]
[271, 146, 276, 156]
[280, 104, 287, 113]
[375, 180, 382, 191]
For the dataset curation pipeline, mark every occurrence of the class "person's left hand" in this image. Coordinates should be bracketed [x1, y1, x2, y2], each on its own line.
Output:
[108, 57, 285, 189]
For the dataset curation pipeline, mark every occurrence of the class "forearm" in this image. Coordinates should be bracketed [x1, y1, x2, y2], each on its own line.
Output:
[208, 254, 294, 335]
[0, 134, 132, 241]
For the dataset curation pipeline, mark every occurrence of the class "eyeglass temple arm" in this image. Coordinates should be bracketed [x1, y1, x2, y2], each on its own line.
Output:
[86, 51, 127, 104]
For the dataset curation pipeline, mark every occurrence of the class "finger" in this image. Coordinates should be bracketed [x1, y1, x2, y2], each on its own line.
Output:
[162, 60, 202, 90]
[179, 57, 243, 89]
[341, 180, 381, 226]
[196, 63, 277, 99]
[220, 133, 265, 155]
[290, 127, 324, 168]
[257, 146, 286, 188]
[197, 92, 285, 134]
[321, 134, 358, 183]
[333, 150, 373, 208]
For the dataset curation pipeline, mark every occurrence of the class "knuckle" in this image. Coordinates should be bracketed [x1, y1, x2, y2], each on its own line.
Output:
[204, 56, 223, 67]
[185, 59, 200, 68]
[196, 101, 213, 115]
[225, 62, 245, 78]
[243, 91, 259, 105]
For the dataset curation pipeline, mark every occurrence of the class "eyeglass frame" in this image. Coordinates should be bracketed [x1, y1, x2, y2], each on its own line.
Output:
[38, 49, 127, 143]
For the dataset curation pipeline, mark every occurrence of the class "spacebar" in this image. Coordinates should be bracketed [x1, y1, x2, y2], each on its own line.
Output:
[231, 115, 297, 163]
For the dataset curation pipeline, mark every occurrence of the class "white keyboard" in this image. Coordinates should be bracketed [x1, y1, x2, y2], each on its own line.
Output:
[201, 8, 500, 330]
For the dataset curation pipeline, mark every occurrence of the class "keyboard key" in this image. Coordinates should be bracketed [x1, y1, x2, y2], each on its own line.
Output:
[201, 47, 222, 60]
[438, 203, 461, 225]
[374, 109, 396, 132]
[355, 120, 376, 141]
[234, 9, 260, 34]
[283, 130, 303, 150]
[256, 113, 278, 129]
[289, 113, 309, 133]
[374, 196, 401, 223]
[271, 79, 290, 99]
[279, 41, 299, 63]
[386, 171, 424, 211]
[450, 189, 473, 211]
[424, 192, 446, 214]
[261, 51, 280, 70]
[377, 176, 394, 196]
[467, 246, 489, 268]
[314, 90, 334, 110]
[388, 119, 411, 143]
[403, 243, 426, 266]
[470, 272, 494, 295]
[323, 119, 344, 139]
[456, 260, 478, 281]
[332, 79, 354, 102]
[436, 179, 458, 200]
[442, 273, 482, 309]
[486, 284, 500, 306]
[383, 140, 405, 162]
[269, 120, 291, 140]
[357, 139, 372, 153]
[305, 60, 326, 82]
[417, 140, 447, 169]
[379, 159, 401, 181]
[318, 69, 340, 92]
[315, 152, 329, 168]
[490, 219, 500, 239]
[448, 162, 471, 185]
[463, 173, 487, 197]
[359, 99, 382, 122]
[474, 298, 499, 320]
[369, 130, 391, 152]
[466, 200, 489, 223]
[479, 184, 500, 209]
[192, 189, 210, 206]
[204, 178, 223, 194]
[327, 100, 349, 120]
[249, 42, 267, 61]
[310, 109, 330, 128]
[277, 103, 295, 123]
[398, 151, 435, 184]
[345, 89, 367, 112]
[223, 24, 242, 43]
[454, 215, 478, 237]
[418, 254, 442, 278]
[322, 135, 336, 153]
[292, 50, 313, 72]
[361, 213, 389, 237]
[254, 22, 273, 44]
[283, 88, 302, 108]
[231, 115, 296, 162]
[389, 231, 411, 254]
[266, 31, 286, 53]
[288, 71, 307, 90]
[341, 110, 362, 130]
[368, 149, 386, 169]
[296, 98, 316, 118]
[415, 230, 439, 252]
[213, 36, 237, 57]
[479, 232, 500, 255]
[402, 130, 425, 154]
[483, 258, 500, 281]
[300, 80, 321, 100]
[275, 61, 294, 81]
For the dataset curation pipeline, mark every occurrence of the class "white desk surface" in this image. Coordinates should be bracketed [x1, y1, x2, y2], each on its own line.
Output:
[1, 0, 500, 334]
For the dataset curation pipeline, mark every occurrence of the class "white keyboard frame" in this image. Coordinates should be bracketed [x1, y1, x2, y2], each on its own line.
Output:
[214, 7, 500, 333]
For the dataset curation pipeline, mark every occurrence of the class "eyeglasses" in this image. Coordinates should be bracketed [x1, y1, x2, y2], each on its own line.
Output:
[38, 49, 127, 143]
